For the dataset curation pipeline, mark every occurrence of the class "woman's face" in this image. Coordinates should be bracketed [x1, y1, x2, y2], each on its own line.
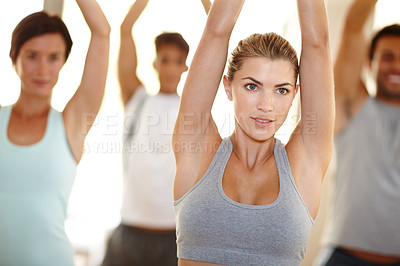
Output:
[224, 57, 297, 141]
[14, 33, 66, 99]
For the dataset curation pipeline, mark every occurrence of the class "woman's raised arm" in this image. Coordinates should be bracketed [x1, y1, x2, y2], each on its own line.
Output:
[63, 0, 111, 162]
[290, 0, 334, 169]
[286, 0, 334, 218]
[173, 0, 244, 200]
[174, 0, 244, 144]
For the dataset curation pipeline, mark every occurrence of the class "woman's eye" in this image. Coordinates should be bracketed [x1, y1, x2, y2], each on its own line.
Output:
[49, 55, 59, 62]
[277, 88, 288, 95]
[27, 53, 37, 60]
[245, 84, 257, 91]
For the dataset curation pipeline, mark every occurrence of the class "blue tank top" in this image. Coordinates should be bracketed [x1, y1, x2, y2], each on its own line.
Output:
[0, 105, 77, 266]
[174, 138, 314, 266]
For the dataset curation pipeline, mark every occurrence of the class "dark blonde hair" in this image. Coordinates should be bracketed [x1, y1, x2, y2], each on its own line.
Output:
[226, 33, 298, 82]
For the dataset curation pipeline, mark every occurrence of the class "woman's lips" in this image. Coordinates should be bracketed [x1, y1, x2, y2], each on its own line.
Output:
[252, 117, 274, 126]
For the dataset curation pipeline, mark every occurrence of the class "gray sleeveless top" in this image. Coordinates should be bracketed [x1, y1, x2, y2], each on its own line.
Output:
[174, 138, 314, 265]
[323, 97, 400, 255]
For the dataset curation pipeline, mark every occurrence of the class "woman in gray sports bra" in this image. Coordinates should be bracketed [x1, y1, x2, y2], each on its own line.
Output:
[172, 0, 334, 265]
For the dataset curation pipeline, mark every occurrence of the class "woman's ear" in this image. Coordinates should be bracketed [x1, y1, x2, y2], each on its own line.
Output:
[223, 75, 233, 101]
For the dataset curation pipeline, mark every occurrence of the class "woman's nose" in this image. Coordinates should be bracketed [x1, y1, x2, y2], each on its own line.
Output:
[36, 58, 49, 75]
[257, 93, 274, 112]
